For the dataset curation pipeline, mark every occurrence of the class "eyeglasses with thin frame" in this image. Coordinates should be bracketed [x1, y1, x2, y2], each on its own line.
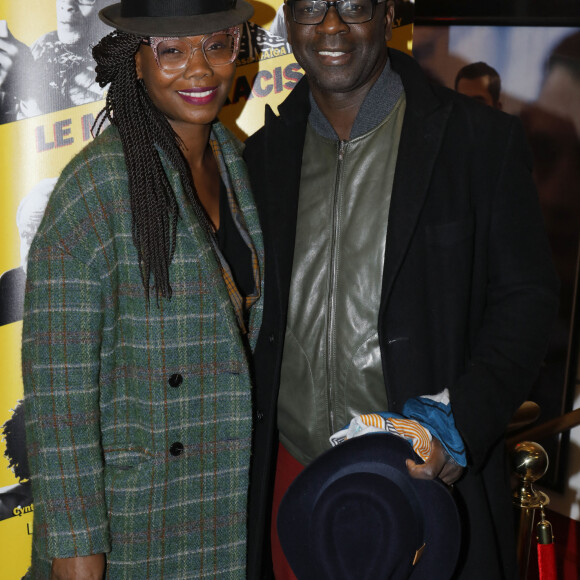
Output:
[142, 28, 240, 72]
[287, 0, 387, 25]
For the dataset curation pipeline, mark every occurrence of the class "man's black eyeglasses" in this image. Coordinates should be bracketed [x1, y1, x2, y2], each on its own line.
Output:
[287, 0, 387, 25]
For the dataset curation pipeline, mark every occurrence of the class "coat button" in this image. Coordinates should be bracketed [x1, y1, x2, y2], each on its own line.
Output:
[268, 334, 275, 345]
[169, 442, 184, 456]
[256, 410, 265, 422]
[168, 373, 183, 388]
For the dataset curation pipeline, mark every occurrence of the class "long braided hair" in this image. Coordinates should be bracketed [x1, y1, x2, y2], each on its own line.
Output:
[92, 30, 216, 303]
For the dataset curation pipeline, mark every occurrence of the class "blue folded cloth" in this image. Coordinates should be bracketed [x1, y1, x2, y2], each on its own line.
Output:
[402, 391, 466, 467]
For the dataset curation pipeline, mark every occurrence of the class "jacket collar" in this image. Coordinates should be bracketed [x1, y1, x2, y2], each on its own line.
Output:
[308, 58, 404, 140]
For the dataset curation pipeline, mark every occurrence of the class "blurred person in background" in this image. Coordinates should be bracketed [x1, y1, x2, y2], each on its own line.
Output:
[455, 61, 503, 109]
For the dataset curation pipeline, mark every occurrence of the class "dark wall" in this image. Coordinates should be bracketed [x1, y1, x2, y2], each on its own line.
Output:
[415, 0, 580, 22]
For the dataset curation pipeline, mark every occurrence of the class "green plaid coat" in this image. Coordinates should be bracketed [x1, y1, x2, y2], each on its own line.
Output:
[22, 122, 264, 579]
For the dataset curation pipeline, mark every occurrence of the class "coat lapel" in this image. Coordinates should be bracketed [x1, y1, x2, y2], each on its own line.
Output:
[159, 141, 246, 343]
[264, 81, 311, 318]
[380, 50, 453, 310]
[212, 121, 265, 349]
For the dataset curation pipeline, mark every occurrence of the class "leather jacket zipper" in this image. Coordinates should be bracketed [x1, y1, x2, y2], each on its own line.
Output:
[326, 139, 347, 435]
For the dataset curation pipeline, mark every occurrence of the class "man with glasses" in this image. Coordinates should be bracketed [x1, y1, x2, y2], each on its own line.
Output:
[0, 0, 111, 121]
[246, 1, 558, 578]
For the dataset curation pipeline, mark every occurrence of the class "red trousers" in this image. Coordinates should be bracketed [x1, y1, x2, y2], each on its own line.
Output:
[271, 443, 305, 580]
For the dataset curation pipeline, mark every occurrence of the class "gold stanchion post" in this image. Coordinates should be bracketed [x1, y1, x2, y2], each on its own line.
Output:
[511, 441, 550, 579]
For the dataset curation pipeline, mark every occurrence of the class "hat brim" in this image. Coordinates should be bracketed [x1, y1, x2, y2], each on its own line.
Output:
[99, 1, 254, 37]
[278, 434, 461, 580]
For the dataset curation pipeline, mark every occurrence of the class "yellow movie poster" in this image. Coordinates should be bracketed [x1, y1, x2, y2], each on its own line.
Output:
[0, 2, 413, 577]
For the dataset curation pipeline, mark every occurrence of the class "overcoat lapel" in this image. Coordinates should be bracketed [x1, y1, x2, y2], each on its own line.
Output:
[212, 121, 265, 349]
[263, 82, 311, 319]
[160, 144, 244, 342]
[380, 50, 453, 312]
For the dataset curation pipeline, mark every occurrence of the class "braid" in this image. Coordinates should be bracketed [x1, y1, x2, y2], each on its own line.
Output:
[92, 31, 216, 303]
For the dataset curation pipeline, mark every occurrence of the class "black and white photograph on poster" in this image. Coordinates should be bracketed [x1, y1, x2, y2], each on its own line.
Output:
[0, 0, 298, 124]
[413, 23, 580, 489]
[238, 13, 292, 64]
[0, 401, 32, 523]
[0, 0, 114, 123]
[0, 177, 56, 327]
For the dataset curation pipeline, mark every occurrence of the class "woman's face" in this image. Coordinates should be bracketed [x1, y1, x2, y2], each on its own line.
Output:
[135, 31, 237, 135]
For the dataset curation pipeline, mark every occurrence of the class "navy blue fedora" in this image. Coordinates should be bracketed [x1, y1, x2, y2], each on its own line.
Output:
[278, 433, 461, 580]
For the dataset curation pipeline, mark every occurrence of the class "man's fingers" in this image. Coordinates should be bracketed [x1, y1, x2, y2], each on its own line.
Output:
[407, 456, 464, 485]
[406, 457, 443, 480]
[406, 438, 464, 484]
[0, 37, 20, 58]
[0, 50, 12, 70]
[439, 462, 464, 485]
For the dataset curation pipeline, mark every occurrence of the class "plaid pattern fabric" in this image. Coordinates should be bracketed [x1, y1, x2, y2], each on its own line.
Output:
[22, 121, 263, 579]
[210, 133, 261, 334]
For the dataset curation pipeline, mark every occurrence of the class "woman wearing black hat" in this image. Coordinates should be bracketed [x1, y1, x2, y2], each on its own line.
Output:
[22, 2, 262, 578]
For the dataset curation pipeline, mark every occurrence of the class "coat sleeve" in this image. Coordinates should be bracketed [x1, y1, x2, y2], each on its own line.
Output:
[22, 177, 110, 558]
[451, 117, 559, 472]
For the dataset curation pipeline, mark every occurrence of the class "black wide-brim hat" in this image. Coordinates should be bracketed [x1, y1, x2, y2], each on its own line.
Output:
[99, 0, 254, 37]
[278, 434, 461, 580]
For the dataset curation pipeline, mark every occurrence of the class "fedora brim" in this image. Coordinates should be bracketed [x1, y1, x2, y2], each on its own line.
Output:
[99, 1, 254, 37]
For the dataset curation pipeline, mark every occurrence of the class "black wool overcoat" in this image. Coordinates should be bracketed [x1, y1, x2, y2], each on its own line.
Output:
[244, 49, 559, 580]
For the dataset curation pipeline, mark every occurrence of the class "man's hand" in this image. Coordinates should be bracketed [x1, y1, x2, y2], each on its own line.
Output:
[51, 554, 106, 580]
[406, 437, 464, 486]
[0, 22, 33, 90]
[69, 66, 106, 106]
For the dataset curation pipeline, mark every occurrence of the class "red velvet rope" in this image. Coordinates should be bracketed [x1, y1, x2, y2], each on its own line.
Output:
[538, 543, 557, 580]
